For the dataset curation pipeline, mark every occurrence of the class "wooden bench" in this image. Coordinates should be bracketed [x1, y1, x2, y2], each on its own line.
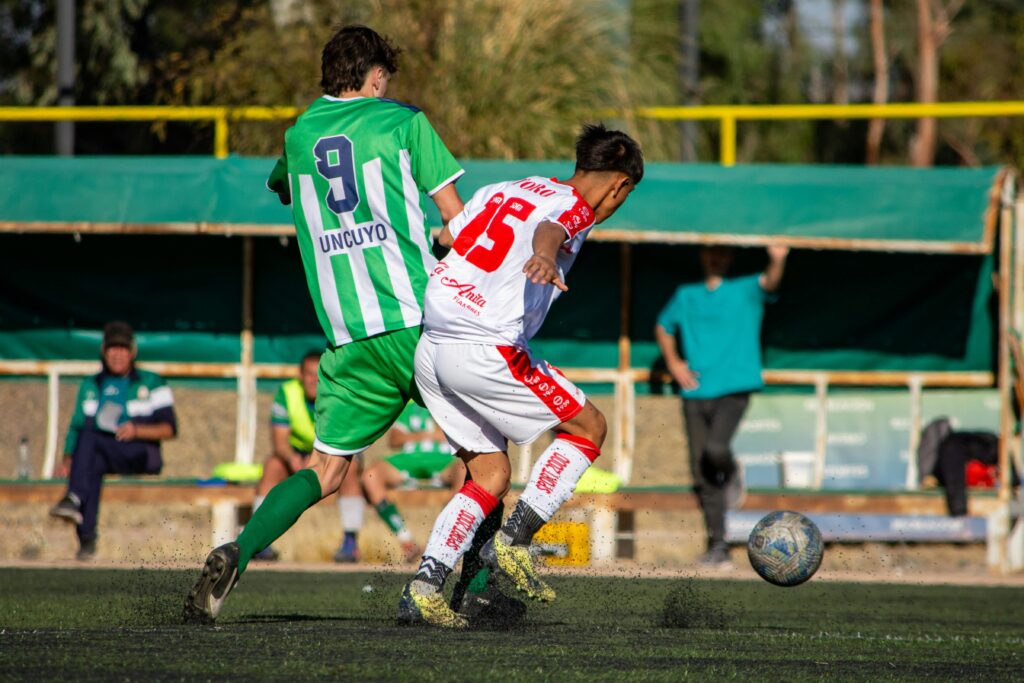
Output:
[0, 479, 1002, 562]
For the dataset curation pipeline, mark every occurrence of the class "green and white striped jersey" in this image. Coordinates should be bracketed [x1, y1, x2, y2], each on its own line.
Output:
[267, 96, 463, 346]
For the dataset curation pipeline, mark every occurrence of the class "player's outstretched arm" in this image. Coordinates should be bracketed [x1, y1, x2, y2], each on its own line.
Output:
[523, 221, 568, 292]
[433, 184, 464, 248]
[266, 153, 292, 205]
[760, 245, 789, 292]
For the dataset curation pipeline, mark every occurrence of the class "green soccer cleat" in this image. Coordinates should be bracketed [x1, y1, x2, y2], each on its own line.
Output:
[183, 543, 241, 624]
[396, 582, 468, 629]
[480, 534, 556, 603]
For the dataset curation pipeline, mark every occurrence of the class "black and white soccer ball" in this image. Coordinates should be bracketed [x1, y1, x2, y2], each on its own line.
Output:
[747, 510, 824, 587]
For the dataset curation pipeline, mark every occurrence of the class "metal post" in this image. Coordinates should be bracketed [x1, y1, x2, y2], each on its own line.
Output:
[1014, 193, 1024, 481]
[720, 116, 737, 166]
[235, 236, 256, 463]
[992, 182, 1015, 573]
[614, 243, 635, 483]
[905, 375, 923, 490]
[42, 368, 61, 477]
[812, 374, 828, 489]
[1015, 194, 1024, 339]
[998, 188, 1014, 507]
[214, 110, 230, 159]
[55, 0, 75, 156]
[678, 0, 700, 161]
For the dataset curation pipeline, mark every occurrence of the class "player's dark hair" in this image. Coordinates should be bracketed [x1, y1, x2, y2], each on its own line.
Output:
[301, 350, 321, 366]
[320, 25, 401, 95]
[574, 123, 644, 185]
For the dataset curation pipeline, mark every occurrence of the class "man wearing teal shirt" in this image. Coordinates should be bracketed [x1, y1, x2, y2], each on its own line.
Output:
[655, 245, 788, 567]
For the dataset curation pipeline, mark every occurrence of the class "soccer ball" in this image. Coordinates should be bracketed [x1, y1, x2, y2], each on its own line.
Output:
[747, 510, 823, 587]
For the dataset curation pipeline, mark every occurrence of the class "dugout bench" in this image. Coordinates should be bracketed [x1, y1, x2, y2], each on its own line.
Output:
[0, 479, 1007, 565]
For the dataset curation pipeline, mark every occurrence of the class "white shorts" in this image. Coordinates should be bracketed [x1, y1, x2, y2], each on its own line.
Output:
[414, 337, 587, 454]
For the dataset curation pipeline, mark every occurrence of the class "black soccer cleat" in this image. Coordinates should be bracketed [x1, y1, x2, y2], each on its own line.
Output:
[49, 494, 83, 526]
[75, 537, 97, 561]
[458, 583, 527, 627]
[183, 542, 241, 624]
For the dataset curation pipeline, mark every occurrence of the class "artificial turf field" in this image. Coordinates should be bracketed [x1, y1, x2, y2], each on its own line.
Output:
[0, 567, 1021, 681]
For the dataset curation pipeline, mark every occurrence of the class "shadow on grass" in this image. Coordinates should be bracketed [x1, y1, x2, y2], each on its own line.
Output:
[659, 577, 737, 629]
[235, 613, 369, 624]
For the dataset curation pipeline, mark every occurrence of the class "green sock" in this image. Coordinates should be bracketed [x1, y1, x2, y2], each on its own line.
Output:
[449, 501, 503, 609]
[237, 469, 321, 574]
[466, 567, 490, 595]
[374, 499, 407, 536]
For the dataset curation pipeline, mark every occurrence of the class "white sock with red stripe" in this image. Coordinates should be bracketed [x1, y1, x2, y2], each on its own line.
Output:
[506, 435, 600, 544]
[415, 480, 499, 590]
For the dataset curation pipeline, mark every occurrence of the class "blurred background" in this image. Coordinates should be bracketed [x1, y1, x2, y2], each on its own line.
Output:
[2, 0, 1023, 165]
[1, 0, 1022, 571]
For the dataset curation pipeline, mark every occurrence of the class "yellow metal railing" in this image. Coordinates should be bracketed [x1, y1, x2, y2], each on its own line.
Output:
[0, 105, 302, 159]
[3, 101, 1024, 164]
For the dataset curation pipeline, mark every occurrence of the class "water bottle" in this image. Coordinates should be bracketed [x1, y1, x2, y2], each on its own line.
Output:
[16, 437, 31, 480]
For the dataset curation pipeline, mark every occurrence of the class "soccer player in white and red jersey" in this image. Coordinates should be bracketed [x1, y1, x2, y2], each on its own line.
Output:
[397, 124, 644, 628]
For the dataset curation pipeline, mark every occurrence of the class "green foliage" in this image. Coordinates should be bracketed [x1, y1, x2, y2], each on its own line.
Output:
[161, 0, 643, 159]
[938, 3, 1024, 167]
[699, 0, 815, 162]
[1, 0, 1023, 165]
[2, 0, 149, 105]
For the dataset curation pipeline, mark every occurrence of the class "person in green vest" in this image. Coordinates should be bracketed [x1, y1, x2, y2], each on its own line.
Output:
[250, 350, 365, 563]
[361, 402, 465, 564]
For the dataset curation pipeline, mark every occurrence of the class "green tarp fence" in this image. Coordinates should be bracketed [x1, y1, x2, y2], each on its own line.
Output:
[0, 157, 1001, 245]
[0, 158, 1001, 374]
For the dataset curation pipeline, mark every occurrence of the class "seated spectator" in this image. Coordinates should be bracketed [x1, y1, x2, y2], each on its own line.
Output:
[361, 401, 466, 563]
[918, 417, 1020, 516]
[49, 322, 177, 560]
[251, 350, 365, 563]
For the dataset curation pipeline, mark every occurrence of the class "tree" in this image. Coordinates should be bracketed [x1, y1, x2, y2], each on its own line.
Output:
[934, 0, 1024, 166]
[909, 0, 964, 167]
[0, 0, 258, 153]
[161, 0, 650, 160]
[865, 0, 888, 165]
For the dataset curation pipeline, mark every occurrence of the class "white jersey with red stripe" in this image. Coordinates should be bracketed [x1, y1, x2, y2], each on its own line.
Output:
[422, 176, 595, 348]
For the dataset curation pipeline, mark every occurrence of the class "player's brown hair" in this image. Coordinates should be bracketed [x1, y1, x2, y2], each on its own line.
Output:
[320, 25, 401, 95]
[574, 123, 644, 185]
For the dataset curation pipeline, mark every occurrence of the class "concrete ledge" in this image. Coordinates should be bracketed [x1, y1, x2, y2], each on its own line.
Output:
[0, 480, 998, 516]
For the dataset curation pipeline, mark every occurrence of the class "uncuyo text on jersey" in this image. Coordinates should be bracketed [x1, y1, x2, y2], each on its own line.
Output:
[317, 222, 389, 255]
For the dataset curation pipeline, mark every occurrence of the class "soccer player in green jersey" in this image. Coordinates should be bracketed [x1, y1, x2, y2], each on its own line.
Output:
[184, 25, 465, 623]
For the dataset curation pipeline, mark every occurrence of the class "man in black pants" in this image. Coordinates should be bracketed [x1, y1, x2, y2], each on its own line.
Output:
[49, 322, 177, 559]
[655, 245, 788, 567]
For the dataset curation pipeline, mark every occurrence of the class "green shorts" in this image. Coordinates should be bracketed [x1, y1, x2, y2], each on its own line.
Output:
[386, 450, 456, 480]
[314, 326, 422, 455]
